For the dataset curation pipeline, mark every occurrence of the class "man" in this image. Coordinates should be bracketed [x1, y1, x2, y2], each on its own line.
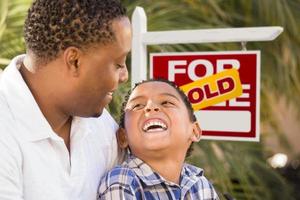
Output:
[0, 0, 132, 199]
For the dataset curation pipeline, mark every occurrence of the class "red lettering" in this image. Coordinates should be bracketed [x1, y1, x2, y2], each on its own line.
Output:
[204, 84, 219, 99]
[188, 88, 204, 104]
[218, 77, 235, 94]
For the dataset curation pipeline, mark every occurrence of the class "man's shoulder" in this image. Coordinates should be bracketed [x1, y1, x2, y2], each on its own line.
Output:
[0, 91, 14, 131]
[0, 92, 22, 157]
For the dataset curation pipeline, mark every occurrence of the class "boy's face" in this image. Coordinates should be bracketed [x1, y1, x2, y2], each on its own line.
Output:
[121, 81, 201, 159]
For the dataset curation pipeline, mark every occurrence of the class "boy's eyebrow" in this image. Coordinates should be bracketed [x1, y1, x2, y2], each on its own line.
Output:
[128, 93, 180, 103]
[160, 93, 180, 101]
[128, 95, 144, 103]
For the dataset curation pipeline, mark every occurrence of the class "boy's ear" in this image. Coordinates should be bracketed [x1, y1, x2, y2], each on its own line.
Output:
[117, 128, 129, 149]
[190, 122, 202, 142]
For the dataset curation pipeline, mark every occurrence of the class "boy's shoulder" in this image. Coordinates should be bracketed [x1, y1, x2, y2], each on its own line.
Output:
[182, 163, 219, 199]
[99, 160, 141, 189]
[182, 163, 213, 188]
[98, 161, 142, 197]
[99, 154, 157, 192]
[103, 163, 137, 184]
[184, 163, 203, 172]
[182, 163, 204, 179]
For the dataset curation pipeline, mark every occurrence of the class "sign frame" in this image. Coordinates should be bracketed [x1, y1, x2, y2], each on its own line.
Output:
[150, 50, 260, 142]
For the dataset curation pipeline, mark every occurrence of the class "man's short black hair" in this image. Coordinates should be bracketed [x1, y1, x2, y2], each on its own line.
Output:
[119, 78, 197, 158]
[24, 0, 126, 64]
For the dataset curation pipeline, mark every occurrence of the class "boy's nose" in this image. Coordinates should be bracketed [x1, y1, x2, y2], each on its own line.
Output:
[144, 101, 160, 113]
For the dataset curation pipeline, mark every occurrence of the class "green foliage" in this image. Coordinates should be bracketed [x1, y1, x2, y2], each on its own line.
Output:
[188, 141, 293, 199]
[0, 0, 31, 69]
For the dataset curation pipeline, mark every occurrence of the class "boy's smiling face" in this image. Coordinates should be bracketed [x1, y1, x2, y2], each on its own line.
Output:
[121, 81, 201, 159]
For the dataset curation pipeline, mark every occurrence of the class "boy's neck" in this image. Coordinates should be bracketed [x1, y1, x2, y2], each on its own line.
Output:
[141, 154, 185, 184]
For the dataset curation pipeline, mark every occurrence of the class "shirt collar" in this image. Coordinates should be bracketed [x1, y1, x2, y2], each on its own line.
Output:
[1, 55, 90, 142]
[126, 154, 204, 188]
[70, 116, 91, 143]
[180, 163, 204, 192]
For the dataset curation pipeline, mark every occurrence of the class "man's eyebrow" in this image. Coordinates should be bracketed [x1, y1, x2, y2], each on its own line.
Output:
[115, 51, 130, 60]
[121, 51, 130, 57]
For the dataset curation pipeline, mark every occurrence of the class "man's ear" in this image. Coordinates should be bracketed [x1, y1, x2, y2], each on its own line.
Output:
[117, 128, 129, 149]
[63, 46, 81, 77]
[190, 122, 202, 142]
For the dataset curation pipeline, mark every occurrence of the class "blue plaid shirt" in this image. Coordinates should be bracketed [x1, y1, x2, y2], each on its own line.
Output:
[98, 154, 219, 200]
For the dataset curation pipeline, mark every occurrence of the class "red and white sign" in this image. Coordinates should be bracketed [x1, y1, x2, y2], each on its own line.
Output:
[150, 51, 260, 141]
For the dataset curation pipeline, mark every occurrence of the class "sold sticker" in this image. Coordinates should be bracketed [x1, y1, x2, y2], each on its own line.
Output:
[180, 68, 242, 110]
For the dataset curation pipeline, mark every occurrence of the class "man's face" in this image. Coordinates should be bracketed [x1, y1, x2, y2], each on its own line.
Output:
[67, 17, 132, 117]
[123, 81, 199, 159]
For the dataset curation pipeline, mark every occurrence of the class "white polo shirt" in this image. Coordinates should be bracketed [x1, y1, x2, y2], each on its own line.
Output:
[0, 55, 118, 200]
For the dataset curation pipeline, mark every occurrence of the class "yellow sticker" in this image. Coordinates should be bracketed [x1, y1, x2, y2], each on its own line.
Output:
[180, 69, 242, 110]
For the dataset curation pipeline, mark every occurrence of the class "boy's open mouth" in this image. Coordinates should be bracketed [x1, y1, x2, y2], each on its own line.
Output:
[142, 119, 168, 133]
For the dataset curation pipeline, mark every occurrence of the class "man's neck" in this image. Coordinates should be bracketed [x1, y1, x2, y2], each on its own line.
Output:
[20, 58, 72, 150]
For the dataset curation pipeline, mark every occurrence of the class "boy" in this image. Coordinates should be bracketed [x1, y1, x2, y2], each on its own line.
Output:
[98, 79, 219, 199]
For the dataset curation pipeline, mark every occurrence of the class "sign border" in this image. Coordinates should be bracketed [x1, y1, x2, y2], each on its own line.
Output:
[150, 50, 260, 142]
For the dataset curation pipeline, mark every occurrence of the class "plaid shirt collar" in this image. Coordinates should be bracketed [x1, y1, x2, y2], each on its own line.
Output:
[126, 154, 204, 189]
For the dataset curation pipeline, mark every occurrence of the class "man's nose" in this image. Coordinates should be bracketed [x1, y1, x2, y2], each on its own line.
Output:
[119, 65, 128, 84]
[144, 101, 160, 113]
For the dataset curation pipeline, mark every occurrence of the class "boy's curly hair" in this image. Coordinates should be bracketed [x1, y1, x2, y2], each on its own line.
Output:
[24, 0, 126, 64]
[119, 78, 197, 159]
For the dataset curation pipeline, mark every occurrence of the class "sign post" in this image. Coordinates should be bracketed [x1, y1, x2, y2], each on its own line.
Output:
[131, 6, 283, 141]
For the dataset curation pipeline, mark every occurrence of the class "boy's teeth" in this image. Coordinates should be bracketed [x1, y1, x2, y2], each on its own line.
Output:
[146, 127, 165, 132]
[143, 120, 167, 132]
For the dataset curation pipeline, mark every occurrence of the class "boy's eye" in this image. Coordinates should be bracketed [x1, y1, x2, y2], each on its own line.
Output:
[132, 103, 144, 110]
[161, 101, 175, 106]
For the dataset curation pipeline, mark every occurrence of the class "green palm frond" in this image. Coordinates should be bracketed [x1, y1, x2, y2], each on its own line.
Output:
[0, 0, 31, 68]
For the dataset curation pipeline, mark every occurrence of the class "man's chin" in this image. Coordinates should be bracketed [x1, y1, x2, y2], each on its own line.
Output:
[91, 111, 103, 118]
[91, 108, 104, 118]
[77, 108, 104, 118]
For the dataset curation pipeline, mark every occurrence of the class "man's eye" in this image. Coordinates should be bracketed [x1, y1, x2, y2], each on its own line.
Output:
[116, 64, 125, 69]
